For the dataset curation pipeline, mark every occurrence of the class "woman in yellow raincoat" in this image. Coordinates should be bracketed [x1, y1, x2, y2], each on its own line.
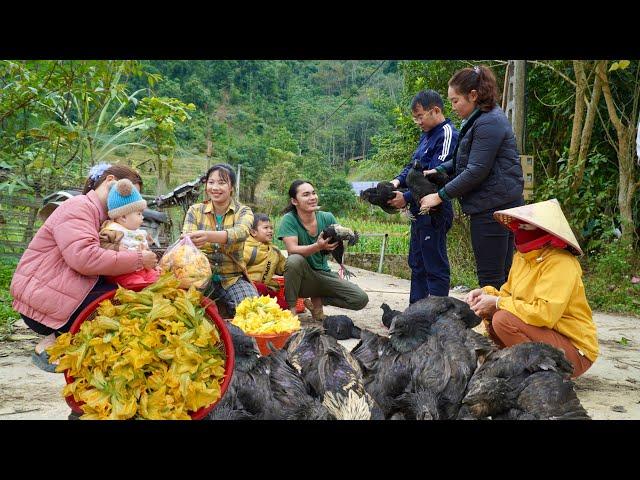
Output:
[466, 199, 598, 378]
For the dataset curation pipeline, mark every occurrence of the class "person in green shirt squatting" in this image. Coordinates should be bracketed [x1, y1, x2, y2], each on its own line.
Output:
[277, 180, 369, 321]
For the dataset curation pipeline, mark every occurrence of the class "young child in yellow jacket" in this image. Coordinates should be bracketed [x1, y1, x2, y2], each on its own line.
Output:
[466, 199, 598, 378]
[243, 213, 288, 309]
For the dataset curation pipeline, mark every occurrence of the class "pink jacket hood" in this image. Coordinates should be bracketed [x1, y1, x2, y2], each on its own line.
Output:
[10, 190, 143, 329]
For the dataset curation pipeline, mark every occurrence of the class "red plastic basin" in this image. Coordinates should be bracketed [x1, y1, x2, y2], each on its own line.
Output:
[64, 285, 234, 420]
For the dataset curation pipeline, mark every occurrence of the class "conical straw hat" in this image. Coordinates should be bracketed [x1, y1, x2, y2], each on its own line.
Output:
[493, 199, 583, 255]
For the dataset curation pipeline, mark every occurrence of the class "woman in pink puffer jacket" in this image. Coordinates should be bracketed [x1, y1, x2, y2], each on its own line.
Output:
[10, 164, 158, 372]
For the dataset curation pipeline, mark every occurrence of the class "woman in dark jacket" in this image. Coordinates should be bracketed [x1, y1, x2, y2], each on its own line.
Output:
[422, 65, 524, 289]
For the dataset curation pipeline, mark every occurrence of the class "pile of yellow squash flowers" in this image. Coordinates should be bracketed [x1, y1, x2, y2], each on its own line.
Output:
[47, 273, 227, 420]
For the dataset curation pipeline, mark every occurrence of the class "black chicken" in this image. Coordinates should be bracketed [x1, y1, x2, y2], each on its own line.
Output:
[207, 403, 255, 420]
[392, 388, 442, 420]
[398, 318, 494, 420]
[284, 326, 325, 396]
[425, 170, 449, 189]
[267, 348, 330, 420]
[350, 329, 389, 378]
[316, 335, 383, 420]
[353, 299, 446, 418]
[406, 161, 448, 215]
[462, 342, 590, 420]
[323, 314, 362, 340]
[208, 323, 280, 420]
[351, 329, 415, 418]
[357, 297, 491, 420]
[369, 341, 415, 418]
[320, 224, 359, 279]
[380, 303, 401, 328]
[392, 296, 483, 338]
[387, 298, 441, 353]
[286, 327, 380, 419]
[359, 181, 408, 215]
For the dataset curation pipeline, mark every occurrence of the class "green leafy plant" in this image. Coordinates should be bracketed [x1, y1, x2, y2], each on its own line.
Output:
[0, 257, 20, 341]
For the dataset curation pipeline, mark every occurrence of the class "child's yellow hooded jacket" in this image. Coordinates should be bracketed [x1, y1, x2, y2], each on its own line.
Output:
[243, 236, 286, 291]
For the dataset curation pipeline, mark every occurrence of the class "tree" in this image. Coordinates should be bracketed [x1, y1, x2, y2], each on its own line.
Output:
[597, 60, 639, 243]
[119, 96, 196, 194]
[319, 178, 356, 216]
[564, 61, 603, 192]
[0, 60, 155, 195]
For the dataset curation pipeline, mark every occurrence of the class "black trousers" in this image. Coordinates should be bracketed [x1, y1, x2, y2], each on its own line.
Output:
[469, 206, 518, 290]
[22, 277, 116, 336]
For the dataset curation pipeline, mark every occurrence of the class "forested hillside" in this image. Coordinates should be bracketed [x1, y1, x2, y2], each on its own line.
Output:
[136, 60, 402, 213]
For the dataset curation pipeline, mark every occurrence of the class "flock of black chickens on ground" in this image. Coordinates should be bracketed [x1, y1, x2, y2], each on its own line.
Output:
[210, 167, 590, 420]
[209, 296, 590, 421]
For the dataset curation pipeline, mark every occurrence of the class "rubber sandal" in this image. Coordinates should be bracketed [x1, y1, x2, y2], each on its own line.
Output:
[31, 350, 58, 373]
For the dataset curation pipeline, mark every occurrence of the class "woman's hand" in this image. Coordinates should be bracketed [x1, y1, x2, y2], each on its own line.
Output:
[187, 230, 211, 248]
[420, 192, 443, 213]
[141, 250, 158, 269]
[470, 294, 499, 319]
[465, 288, 484, 306]
[316, 232, 339, 252]
[423, 169, 437, 176]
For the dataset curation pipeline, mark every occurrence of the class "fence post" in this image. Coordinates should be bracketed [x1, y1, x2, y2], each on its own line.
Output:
[378, 233, 388, 273]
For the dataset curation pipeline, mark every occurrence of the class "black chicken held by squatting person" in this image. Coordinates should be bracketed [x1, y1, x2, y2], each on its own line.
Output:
[359, 181, 408, 215]
[461, 342, 590, 420]
[319, 223, 359, 279]
[406, 160, 449, 216]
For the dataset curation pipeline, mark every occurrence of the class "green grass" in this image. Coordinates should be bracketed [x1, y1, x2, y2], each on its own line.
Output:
[0, 257, 20, 340]
[581, 241, 640, 317]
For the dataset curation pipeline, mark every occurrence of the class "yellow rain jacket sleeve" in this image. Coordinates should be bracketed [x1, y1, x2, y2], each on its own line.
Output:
[482, 248, 598, 362]
[243, 236, 287, 290]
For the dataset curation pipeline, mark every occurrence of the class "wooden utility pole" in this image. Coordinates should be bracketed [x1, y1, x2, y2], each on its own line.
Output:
[504, 60, 527, 154]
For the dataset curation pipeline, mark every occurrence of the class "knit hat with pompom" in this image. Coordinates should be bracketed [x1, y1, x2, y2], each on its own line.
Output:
[107, 178, 147, 219]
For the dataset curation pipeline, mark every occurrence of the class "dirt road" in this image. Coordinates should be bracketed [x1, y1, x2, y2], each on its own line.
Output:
[1, 264, 638, 420]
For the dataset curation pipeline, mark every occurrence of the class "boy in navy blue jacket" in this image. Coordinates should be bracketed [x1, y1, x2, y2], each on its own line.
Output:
[389, 90, 459, 303]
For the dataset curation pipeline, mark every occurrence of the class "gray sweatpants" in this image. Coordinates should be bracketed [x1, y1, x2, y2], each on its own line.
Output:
[283, 254, 369, 310]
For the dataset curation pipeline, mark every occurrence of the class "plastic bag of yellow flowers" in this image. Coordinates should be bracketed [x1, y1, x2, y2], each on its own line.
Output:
[159, 236, 211, 290]
[47, 273, 234, 420]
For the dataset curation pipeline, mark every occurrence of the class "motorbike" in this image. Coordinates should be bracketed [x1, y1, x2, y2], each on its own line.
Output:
[38, 176, 206, 254]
